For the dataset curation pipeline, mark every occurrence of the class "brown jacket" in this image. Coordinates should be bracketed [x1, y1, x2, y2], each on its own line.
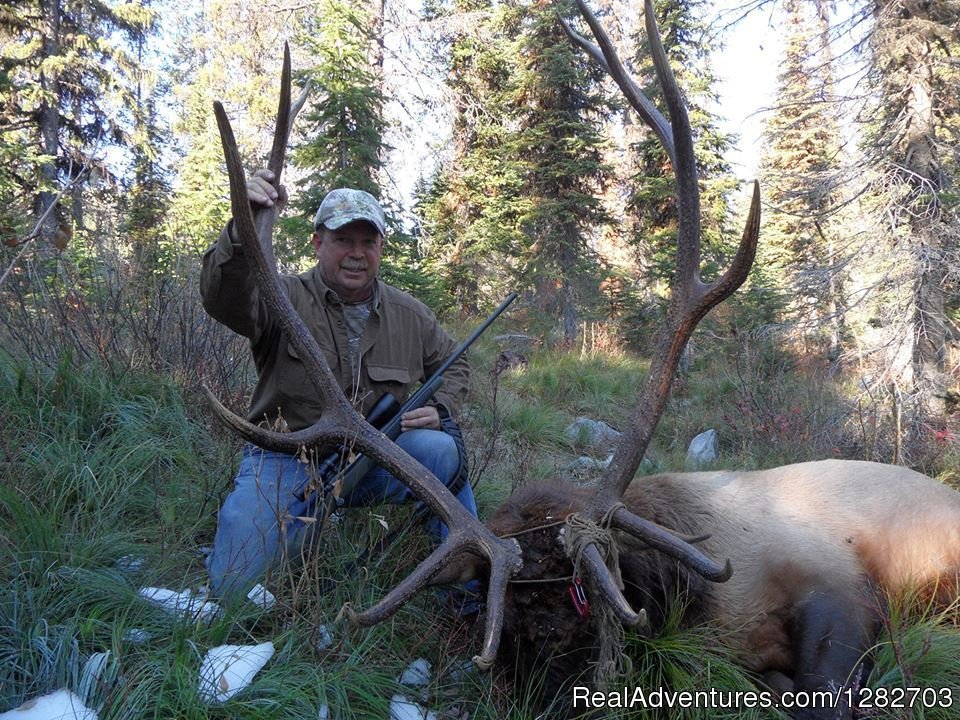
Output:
[201, 224, 469, 431]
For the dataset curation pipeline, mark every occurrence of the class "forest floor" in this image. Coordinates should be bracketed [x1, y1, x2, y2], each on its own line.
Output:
[2, 331, 959, 719]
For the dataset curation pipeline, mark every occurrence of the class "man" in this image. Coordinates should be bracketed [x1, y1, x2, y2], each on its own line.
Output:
[201, 170, 477, 603]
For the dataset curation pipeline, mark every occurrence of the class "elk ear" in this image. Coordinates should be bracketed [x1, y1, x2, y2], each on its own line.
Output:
[430, 551, 486, 585]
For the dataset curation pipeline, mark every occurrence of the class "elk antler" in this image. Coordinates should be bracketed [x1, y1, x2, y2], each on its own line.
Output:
[560, 0, 760, 626]
[206, 43, 522, 669]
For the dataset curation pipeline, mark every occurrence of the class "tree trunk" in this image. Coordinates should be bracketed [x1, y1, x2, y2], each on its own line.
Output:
[872, 0, 951, 435]
[37, 0, 61, 242]
[904, 44, 947, 420]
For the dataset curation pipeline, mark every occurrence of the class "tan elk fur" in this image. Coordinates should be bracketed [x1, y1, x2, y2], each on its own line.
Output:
[462, 459, 960, 690]
[632, 459, 960, 669]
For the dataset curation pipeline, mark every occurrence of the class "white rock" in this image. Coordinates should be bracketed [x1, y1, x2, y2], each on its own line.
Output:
[197, 641, 275, 704]
[0, 689, 98, 719]
[314, 623, 334, 651]
[399, 658, 431, 687]
[685, 429, 718, 469]
[138, 587, 221, 622]
[565, 454, 613, 472]
[389, 695, 437, 720]
[318, 704, 330, 720]
[246, 584, 276, 610]
[564, 417, 622, 448]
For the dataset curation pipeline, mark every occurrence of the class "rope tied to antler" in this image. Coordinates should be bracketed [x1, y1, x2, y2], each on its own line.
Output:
[562, 503, 632, 683]
[563, 502, 626, 588]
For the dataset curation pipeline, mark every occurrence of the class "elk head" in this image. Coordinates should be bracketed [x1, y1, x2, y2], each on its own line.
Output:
[548, 0, 760, 625]
[205, 44, 522, 670]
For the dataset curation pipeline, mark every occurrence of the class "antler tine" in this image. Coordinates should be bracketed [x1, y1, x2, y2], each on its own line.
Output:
[561, 0, 675, 167]
[562, 0, 760, 617]
[258, 43, 312, 248]
[345, 529, 521, 669]
[571, 0, 760, 507]
[580, 543, 648, 627]
[326, 409, 522, 667]
[210, 46, 366, 455]
[701, 180, 761, 309]
[611, 507, 732, 581]
[201, 386, 346, 454]
[325, 406, 523, 669]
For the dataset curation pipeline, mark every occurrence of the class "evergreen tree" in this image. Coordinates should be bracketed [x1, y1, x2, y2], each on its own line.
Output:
[759, 0, 846, 358]
[121, 15, 172, 281]
[416, 0, 526, 315]
[291, 0, 435, 298]
[293, 0, 386, 215]
[167, 47, 231, 256]
[421, 0, 614, 336]
[863, 0, 960, 427]
[620, 0, 740, 346]
[511, 0, 614, 344]
[167, 0, 297, 257]
[0, 0, 153, 244]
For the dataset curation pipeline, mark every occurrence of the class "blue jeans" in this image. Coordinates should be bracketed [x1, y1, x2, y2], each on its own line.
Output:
[206, 429, 478, 600]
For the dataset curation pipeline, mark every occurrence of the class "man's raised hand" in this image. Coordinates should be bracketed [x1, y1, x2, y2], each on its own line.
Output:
[248, 169, 286, 209]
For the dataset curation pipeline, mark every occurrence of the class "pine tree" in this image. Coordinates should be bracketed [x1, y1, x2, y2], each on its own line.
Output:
[416, 0, 526, 314]
[167, 56, 231, 256]
[0, 0, 153, 243]
[167, 0, 300, 257]
[619, 0, 740, 347]
[863, 0, 960, 429]
[293, 0, 386, 215]
[510, 0, 614, 344]
[291, 0, 434, 297]
[421, 0, 615, 333]
[759, 0, 846, 358]
[121, 15, 172, 281]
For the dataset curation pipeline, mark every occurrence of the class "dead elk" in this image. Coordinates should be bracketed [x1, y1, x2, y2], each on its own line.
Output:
[436, 460, 960, 717]
[437, 0, 960, 712]
[205, 5, 958, 720]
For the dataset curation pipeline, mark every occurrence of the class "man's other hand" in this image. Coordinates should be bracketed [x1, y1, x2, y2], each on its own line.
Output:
[400, 406, 441, 431]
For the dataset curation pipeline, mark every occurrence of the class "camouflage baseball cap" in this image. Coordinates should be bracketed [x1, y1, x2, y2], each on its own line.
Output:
[313, 188, 386, 236]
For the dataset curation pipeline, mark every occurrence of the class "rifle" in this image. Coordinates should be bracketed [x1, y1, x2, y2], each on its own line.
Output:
[295, 292, 518, 521]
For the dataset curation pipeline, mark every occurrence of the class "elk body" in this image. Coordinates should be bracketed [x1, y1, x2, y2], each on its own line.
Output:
[458, 460, 960, 717]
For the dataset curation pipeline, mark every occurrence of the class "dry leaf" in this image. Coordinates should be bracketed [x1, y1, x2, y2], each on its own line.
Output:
[52, 222, 72, 250]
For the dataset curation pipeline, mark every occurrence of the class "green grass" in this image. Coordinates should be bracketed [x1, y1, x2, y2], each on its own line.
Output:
[0, 358, 509, 717]
[2, 343, 960, 719]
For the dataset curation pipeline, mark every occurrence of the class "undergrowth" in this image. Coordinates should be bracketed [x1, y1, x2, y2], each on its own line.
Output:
[2, 334, 960, 718]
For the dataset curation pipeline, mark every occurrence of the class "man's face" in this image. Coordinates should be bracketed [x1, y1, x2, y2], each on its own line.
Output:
[311, 220, 383, 302]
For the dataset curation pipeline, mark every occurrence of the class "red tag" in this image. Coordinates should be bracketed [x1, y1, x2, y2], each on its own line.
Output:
[567, 577, 590, 619]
